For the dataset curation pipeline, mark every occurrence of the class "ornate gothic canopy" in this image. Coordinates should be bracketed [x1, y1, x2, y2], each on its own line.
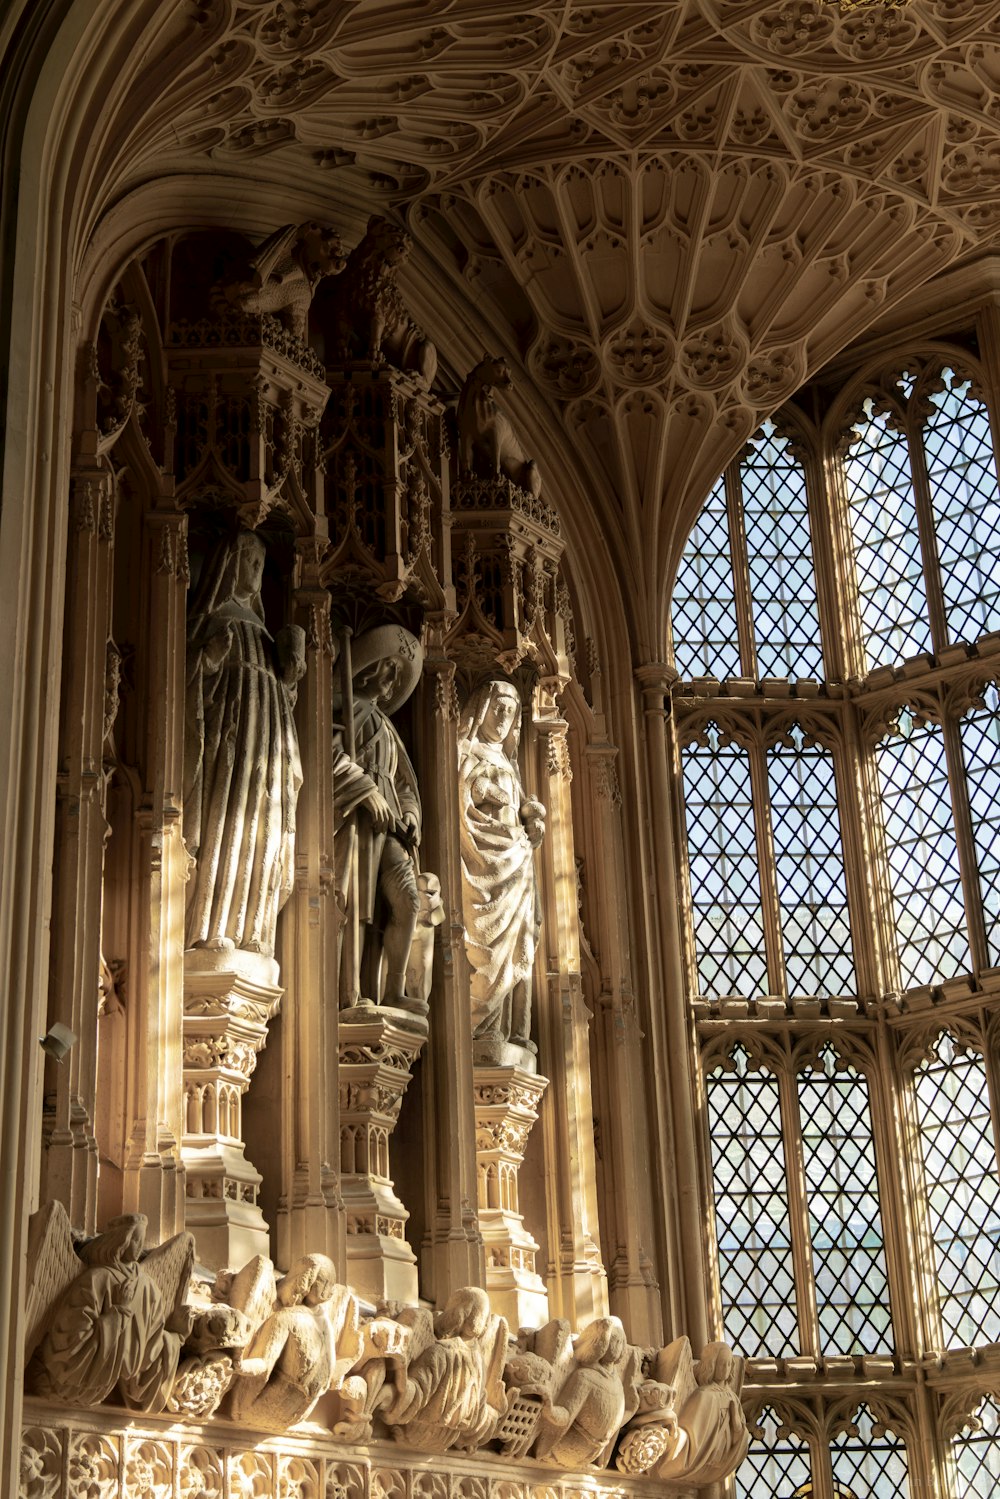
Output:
[53, 0, 1000, 650]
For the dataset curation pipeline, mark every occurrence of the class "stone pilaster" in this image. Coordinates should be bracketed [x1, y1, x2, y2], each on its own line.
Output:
[340, 1005, 428, 1302]
[473, 1065, 549, 1329]
[182, 951, 282, 1270]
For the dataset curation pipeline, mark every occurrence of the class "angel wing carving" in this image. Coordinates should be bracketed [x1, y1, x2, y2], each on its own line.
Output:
[222, 1253, 278, 1340]
[24, 1200, 82, 1359]
[653, 1334, 698, 1412]
[140, 1230, 196, 1321]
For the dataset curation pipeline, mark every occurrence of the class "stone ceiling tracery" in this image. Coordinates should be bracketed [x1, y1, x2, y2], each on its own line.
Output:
[97, 0, 1000, 653]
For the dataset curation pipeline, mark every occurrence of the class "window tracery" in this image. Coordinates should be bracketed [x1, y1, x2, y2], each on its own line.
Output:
[673, 335, 1000, 1493]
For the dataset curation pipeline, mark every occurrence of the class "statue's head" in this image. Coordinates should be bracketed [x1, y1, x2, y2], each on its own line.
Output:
[695, 1342, 734, 1385]
[363, 215, 411, 268]
[79, 1213, 147, 1268]
[477, 680, 521, 747]
[295, 221, 346, 283]
[278, 1253, 338, 1308]
[469, 355, 511, 393]
[574, 1316, 627, 1368]
[350, 625, 423, 713]
[436, 1286, 491, 1340]
[233, 531, 266, 600]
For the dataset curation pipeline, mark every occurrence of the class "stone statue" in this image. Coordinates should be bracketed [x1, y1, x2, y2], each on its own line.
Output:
[616, 1336, 749, 1485]
[533, 1318, 631, 1468]
[327, 215, 437, 386]
[25, 1203, 195, 1414]
[333, 624, 424, 1008]
[215, 221, 345, 339]
[377, 1287, 509, 1452]
[228, 1254, 363, 1432]
[457, 356, 542, 498]
[457, 679, 545, 1049]
[184, 531, 305, 962]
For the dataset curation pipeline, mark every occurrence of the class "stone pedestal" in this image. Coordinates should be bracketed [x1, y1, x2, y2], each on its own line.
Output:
[182, 949, 283, 1271]
[473, 1063, 549, 1330]
[340, 1003, 428, 1303]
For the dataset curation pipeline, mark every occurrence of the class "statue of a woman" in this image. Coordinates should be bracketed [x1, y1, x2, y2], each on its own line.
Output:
[184, 532, 305, 961]
[457, 679, 545, 1048]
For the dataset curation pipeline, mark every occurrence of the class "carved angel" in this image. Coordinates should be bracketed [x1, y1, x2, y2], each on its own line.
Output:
[377, 1287, 509, 1452]
[227, 1253, 363, 1432]
[616, 1336, 748, 1485]
[532, 1317, 633, 1469]
[25, 1202, 194, 1413]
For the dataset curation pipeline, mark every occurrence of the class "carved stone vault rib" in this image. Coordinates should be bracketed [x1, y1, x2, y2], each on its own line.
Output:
[86, 0, 1000, 656]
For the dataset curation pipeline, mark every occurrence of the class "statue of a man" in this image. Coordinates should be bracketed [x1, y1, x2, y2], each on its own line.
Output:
[333, 624, 423, 1007]
[184, 531, 305, 960]
[457, 679, 545, 1047]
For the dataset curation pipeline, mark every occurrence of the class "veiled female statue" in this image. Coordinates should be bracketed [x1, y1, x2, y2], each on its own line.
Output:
[457, 679, 545, 1047]
[184, 531, 305, 960]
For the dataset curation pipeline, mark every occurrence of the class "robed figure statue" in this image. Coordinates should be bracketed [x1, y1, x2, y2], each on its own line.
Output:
[333, 624, 423, 1008]
[457, 679, 545, 1048]
[184, 531, 305, 961]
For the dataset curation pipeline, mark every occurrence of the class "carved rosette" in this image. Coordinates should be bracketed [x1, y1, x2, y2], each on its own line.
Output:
[339, 1007, 429, 1302]
[473, 1066, 549, 1330]
[182, 953, 283, 1270]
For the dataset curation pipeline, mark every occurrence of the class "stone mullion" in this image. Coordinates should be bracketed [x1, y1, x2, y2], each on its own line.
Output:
[415, 639, 484, 1302]
[276, 567, 344, 1271]
[800, 435, 849, 686]
[831, 701, 894, 1000]
[894, 1023, 950, 1355]
[747, 732, 787, 998]
[581, 737, 663, 1342]
[865, 1022, 925, 1367]
[530, 697, 608, 1325]
[906, 411, 950, 657]
[121, 507, 187, 1241]
[821, 428, 871, 685]
[855, 711, 907, 998]
[40, 468, 115, 1232]
[634, 665, 709, 1347]
[777, 1047, 822, 1361]
[725, 461, 758, 678]
[940, 709, 990, 976]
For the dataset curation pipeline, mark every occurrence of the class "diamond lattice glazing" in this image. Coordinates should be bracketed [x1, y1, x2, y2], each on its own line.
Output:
[798, 1047, 893, 1355]
[913, 1032, 1000, 1348]
[875, 713, 970, 989]
[846, 405, 930, 670]
[683, 737, 768, 997]
[707, 1048, 799, 1358]
[735, 1405, 812, 1499]
[743, 427, 824, 681]
[959, 686, 1000, 968]
[767, 733, 855, 997]
[923, 375, 1000, 649]
[672, 476, 742, 681]
[830, 1404, 910, 1498]
[953, 1396, 1000, 1499]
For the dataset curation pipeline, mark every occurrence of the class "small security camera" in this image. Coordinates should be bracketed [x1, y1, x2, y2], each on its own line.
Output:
[39, 1022, 77, 1063]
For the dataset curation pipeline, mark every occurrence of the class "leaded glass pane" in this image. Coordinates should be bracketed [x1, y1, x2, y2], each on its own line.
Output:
[767, 730, 855, 997]
[798, 1046, 893, 1355]
[913, 1032, 1000, 1347]
[953, 1395, 1000, 1499]
[672, 475, 742, 680]
[875, 710, 970, 989]
[959, 685, 1000, 966]
[923, 373, 1000, 647]
[743, 426, 824, 681]
[830, 1404, 910, 1498]
[735, 1405, 812, 1499]
[683, 731, 768, 996]
[845, 401, 930, 669]
[706, 1047, 799, 1357]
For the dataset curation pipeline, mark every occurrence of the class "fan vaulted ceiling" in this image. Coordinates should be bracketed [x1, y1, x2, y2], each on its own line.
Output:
[91, 0, 1000, 654]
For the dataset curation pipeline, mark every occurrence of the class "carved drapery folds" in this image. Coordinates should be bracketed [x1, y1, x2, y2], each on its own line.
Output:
[23, 1200, 748, 1486]
[40, 212, 743, 1494]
